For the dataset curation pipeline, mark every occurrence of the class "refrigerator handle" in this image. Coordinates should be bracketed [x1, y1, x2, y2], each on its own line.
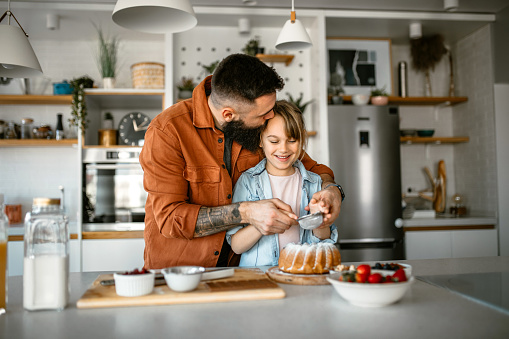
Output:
[394, 218, 404, 228]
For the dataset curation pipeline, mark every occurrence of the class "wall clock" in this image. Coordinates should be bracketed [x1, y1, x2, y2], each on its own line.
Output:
[118, 112, 151, 146]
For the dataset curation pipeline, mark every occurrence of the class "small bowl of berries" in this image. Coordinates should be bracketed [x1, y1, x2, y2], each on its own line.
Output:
[327, 264, 414, 307]
[113, 268, 155, 297]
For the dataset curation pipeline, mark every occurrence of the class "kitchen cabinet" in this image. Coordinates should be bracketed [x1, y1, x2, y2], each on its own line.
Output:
[405, 228, 498, 260]
[81, 238, 145, 272]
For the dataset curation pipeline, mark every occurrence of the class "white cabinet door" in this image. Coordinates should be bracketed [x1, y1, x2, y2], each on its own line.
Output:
[452, 229, 498, 257]
[405, 231, 453, 260]
[405, 229, 499, 260]
[82, 239, 145, 272]
[8, 240, 80, 276]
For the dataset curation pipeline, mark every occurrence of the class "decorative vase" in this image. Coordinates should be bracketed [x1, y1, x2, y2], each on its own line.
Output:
[370, 96, 389, 106]
[103, 77, 115, 89]
[424, 71, 432, 97]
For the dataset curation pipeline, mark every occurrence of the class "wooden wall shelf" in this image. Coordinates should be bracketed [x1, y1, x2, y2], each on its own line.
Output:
[0, 94, 72, 105]
[256, 54, 294, 66]
[0, 139, 78, 147]
[400, 137, 469, 144]
[337, 96, 468, 106]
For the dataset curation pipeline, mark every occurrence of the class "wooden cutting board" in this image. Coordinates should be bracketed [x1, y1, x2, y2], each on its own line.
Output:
[266, 266, 331, 285]
[76, 268, 285, 309]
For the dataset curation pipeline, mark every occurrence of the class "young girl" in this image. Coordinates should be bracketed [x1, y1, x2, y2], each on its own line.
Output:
[226, 100, 338, 267]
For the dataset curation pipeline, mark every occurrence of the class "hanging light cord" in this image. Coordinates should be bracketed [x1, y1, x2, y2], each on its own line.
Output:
[0, 0, 29, 37]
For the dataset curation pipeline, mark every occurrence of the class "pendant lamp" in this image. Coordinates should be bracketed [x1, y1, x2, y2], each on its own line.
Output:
[0, 1, 43, 78]
[112, 0, 197, 34]
[275, 0, 312, 51]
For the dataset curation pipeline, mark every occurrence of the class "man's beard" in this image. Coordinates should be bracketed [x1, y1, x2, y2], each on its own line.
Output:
[223, 119, 265, 153]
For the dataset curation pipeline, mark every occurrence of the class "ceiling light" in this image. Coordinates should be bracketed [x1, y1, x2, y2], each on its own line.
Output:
[238, 18, 251, 34]
[112, 0, 197, 34]
[444, 0, 459, 12]
[46, 13, 59, 30]
[275, 0, 312, 51]
[0, 0, 43, 78]
[409, 22, 422, 39]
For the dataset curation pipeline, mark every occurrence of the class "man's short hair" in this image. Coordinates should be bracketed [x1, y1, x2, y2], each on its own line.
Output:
[210, 54, 284, 110]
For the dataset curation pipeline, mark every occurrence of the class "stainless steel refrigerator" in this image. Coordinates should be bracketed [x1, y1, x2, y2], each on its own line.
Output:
[328, 105, 404, 262]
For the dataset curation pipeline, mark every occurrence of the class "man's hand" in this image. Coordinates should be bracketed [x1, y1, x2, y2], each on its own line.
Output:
[240, 199, 298, 236]
[305, 177, 342, 227]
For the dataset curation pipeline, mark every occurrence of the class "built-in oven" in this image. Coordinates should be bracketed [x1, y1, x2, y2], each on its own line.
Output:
[82, 148, 146, 231]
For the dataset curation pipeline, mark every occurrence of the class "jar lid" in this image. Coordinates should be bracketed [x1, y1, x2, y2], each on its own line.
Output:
[33, 198, 60, 206]
[21, 118, 34, 124]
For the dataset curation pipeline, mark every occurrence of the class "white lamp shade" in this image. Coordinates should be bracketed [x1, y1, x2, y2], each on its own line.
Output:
[112, 0, 197, 34]
[275, 19, 312, 51]
[0, 25, 43, 78]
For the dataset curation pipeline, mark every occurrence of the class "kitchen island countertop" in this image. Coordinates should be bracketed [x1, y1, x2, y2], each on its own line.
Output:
[1, 257, 508, 338]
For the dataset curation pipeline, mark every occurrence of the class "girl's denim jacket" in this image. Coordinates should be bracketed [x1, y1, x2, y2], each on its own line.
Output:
[226, 158, 338, 267]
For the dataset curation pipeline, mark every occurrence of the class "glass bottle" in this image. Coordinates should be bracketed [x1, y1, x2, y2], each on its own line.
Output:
[4, 122, 17, 139]
[21, 118, 34, 139]
[55, 114, 64, 140]
[0, 194, 8, 315]
[23, 198, 69, 311]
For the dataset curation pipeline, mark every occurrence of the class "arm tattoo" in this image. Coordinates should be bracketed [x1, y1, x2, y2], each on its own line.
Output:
[194, 203, 247, 237]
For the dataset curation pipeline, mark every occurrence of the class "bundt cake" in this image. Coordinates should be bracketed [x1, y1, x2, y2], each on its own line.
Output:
[278, 242, 341, 274]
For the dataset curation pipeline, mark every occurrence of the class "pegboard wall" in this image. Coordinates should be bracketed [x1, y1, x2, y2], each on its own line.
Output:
[173, 26, 314, 127]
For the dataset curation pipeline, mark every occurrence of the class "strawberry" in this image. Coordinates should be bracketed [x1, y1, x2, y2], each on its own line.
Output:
[356, 264, 371, 276]
[392, 269, 407, 282]
[355, 272, 369, 283]
[367, 273, 383, 284]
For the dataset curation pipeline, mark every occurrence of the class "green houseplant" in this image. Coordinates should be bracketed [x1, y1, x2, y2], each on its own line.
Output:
[177, 76, 197, 99]
[95, 25, 120, 88]
[370, 86, 389, 105]
[69, 75, 94, 135]
[242, 37, 260, 56]
[286, 92, 314, 114]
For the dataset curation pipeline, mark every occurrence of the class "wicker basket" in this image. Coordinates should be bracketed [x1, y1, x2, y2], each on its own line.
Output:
[131, 62, 165, 89]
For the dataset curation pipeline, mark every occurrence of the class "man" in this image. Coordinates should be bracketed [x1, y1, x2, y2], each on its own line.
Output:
[140, 54, 343, 268]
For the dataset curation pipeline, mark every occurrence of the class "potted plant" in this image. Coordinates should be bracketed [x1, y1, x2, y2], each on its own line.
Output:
[370, 86, 389, 105]
[69, 76, 94, 136]
[201, 60, 219, 77]
[95, 25, 120, 89]
[410, 34, 448, 96]
[286, 92, 313, 114]
[177, 76, 197, 99]
[242, 37, 260, 57]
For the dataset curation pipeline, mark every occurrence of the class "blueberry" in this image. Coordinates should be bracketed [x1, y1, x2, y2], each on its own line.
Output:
[374, 263, 383, 269]
[383, 264, 392, 270]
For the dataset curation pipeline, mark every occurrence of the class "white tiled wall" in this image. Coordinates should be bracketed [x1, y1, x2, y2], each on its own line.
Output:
[392, 44, 456, 200]
[453, 25, 497, 216]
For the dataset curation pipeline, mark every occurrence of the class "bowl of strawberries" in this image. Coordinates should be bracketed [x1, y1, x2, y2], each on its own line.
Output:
[326, 264, 414, 307]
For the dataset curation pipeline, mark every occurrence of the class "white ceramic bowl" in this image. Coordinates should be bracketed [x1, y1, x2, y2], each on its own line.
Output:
[162, 266, 205, 292]
[326, 271, 414, 307]
[113, 271, 155, 297]
[351, 94, 370, 105]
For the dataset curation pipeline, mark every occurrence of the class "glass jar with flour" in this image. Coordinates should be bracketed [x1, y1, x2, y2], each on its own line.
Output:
[23, 198, 69, 311]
